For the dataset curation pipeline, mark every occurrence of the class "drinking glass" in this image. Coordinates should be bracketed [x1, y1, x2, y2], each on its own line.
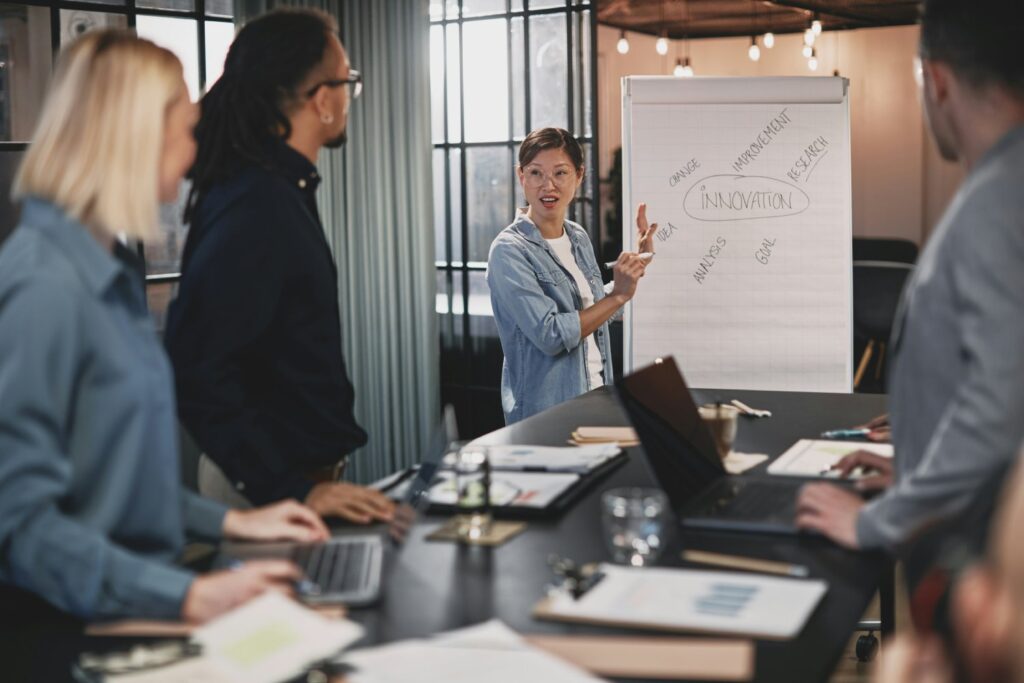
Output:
[454, 445, 492, 541]
[601, 487, 667, 566]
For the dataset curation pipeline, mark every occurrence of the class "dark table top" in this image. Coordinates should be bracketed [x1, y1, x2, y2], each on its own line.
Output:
[346, 387, 889, 683]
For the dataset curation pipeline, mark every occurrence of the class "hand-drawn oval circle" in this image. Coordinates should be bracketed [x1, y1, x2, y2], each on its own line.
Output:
[684, 175, 810, 222]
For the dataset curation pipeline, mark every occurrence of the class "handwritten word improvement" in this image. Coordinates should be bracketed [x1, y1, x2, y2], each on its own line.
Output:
[731, 108, 792, 173]
[755, 238, 776, 265]
[787, 136, 830, 182]
[684, 175, 810, 222]
[693, 236, 727, 285]
[669, 158, 701, 188]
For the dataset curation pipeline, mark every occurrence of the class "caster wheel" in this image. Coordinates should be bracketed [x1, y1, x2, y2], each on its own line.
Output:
[856, 632, 879, 662]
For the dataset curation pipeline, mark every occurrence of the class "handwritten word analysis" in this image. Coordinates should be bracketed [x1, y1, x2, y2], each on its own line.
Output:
[693, 236, 727, 285]
[731, 108, 792, 173]
[755, 238, 777, 265]
[786, 136, 830, 182]
[669, 158, 701, 188]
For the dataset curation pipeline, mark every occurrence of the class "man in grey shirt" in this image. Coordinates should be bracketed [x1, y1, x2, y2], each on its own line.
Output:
[796, 0, 1024, 551]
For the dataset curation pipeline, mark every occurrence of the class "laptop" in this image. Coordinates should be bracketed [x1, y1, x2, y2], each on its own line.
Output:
[615, 357, 843, 535]
[215, 407, 455, 606]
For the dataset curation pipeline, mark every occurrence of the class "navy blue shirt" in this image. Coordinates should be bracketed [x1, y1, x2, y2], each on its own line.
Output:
[165, 139, 367, 505]
[0, 198, 227, 620]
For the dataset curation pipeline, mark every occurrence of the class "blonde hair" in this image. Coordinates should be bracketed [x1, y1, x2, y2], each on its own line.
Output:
[13, 30, 184, 241]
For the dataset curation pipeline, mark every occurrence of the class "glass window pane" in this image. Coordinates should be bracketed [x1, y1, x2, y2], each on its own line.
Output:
[136, 16, 200, 100]
[468, 271, 494, 317]
[0, 5, 52, 142]
[577, 10, 592, 137]
[433, 148, 446, 263]
[444, 0, 459, 20]
[144, 185, 189, 275]
[205, 0, 232, 18]
[429, 2, 443, 22]
[445, 24, 461, 143]
[463, 0, 505, 17]
[467, 146, 511, 263]
[449, 148, 463, 263]
[528, 0, 566, 9]
[60, 10, 127, 46]
[511, 0, 523, 11]
[136, 0, 194, 11]
[430, 24, 445, 143]
[529, 13, 568, 130]
[204, 20, 234, 90]
[463, 19, 509, 143]
[510, 17, 525, 139]
[146, 282, 177, 336]
[0, 149, 24, 245]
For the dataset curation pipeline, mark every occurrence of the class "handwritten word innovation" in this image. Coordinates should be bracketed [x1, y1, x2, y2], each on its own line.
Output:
[786, 136, 830, 182]
[731, 108, 792, 173]
[693, 236, 727, 285]
[669, 158, 701, 188]
[684, 175, 810, 222]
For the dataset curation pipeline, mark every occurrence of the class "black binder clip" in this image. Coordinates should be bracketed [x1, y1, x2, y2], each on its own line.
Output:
[547, 554, 606, 600]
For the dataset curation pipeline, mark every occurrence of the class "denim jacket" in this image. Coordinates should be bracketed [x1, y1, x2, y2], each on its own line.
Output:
[487, 212, 614, 424]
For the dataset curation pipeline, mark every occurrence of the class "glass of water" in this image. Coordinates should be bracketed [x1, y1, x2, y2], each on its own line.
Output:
[601, 487, 668, 566]
[454, 445, 492, 541]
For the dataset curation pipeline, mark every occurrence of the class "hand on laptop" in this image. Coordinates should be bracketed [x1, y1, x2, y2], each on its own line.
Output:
[830, 450, 894, 492]
[306, 481, 396, 524]
[223, 499, 330, 543]
[182, 559, 300, 624]
[795, 483, 865, 549]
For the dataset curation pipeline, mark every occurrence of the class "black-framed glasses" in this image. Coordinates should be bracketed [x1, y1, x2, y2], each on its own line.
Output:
[305, 69, 362, 100]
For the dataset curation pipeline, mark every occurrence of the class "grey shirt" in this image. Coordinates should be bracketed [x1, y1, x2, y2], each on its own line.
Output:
[856, 126, 1024, 550]
[0, 198, 227, 620]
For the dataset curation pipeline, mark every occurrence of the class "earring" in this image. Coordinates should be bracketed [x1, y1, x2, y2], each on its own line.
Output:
[321, 114, 334, 124]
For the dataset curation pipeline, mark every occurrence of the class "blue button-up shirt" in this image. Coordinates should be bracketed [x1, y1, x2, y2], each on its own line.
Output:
[487, 213, 614, 423]
[0, 198, 227, 620]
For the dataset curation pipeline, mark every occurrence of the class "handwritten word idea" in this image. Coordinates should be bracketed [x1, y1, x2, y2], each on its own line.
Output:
[731, 108, 792, 173]
[684, 175, 809, 222]
[668, 158, 701, 188]
[693, 236, 727, 285]
[755, 238, 776, 265]
[786, 136, 830, 182]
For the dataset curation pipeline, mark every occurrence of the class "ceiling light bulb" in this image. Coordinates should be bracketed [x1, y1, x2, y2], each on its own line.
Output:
[763, 32, 774, 49]
[748, 39, 760, 62]
[673, 58, 685, 77]
[804, 28, 815, 46]
[808, 48, 818, 71]
[802, 44, 813, 59]
[617, 31, 630, 55]
[812, 19, 822, 35]
[656, 36, 669, 56]
[682, 57, 694, 77]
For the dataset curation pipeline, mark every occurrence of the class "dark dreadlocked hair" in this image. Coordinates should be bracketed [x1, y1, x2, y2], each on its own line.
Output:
[184, 8, 338, 224]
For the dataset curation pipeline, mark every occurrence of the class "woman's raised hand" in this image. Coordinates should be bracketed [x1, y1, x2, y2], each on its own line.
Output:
[636, 203, 659, 255]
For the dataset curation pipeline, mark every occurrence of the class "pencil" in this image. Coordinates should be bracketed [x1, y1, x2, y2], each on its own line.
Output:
[682, 550, 810, 578]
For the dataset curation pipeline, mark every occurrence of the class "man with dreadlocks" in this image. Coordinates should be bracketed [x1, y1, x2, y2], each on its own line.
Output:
[165, 9, 394, 525]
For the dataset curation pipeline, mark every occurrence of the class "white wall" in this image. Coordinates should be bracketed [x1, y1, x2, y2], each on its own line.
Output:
[597, 24, 963, 246]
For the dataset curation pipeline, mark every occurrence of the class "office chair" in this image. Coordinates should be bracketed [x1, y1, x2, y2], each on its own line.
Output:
[852, 237, 918, 265]
[853, 261, 914, 392]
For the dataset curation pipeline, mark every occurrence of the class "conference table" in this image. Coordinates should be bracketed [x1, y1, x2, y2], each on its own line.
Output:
[346, 386, 890, 683]
[10, 386, 888, 682]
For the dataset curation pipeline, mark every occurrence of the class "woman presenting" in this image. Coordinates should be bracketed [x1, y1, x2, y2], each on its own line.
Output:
[487, 127, 657, 424]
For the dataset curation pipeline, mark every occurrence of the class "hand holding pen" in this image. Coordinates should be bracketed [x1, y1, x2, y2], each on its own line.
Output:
[821, 413, 891, 443]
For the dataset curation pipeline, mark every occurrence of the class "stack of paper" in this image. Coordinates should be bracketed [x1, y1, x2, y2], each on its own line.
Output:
[341, 620, 606, 683]
[768, 440, 894, 478]
[569, 426, 640, 447]
[486, 444, 621, 473]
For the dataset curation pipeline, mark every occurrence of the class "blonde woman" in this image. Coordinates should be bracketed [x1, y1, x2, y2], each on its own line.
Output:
[0, 30, 328, 625]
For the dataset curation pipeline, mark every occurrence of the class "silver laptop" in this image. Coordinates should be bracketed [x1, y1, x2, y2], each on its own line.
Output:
[215, 406, 456, 606]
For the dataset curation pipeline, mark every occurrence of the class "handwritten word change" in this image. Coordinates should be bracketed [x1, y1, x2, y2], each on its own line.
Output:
[693, 236, 727, 285]
[731, 108, 792, 173]
[669, 158, 701, 188]
[786, 136, 830, 182]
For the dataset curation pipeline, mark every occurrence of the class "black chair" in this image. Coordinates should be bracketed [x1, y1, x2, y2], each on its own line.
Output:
[853, 261, 914, 391]
[853, 237, 918, 265]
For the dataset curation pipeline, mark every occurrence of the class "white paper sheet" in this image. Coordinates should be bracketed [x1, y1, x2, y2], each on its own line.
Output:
[768, 439, 893, 477]
[484, 444, 621, 473]
[544, 564, 827, 639]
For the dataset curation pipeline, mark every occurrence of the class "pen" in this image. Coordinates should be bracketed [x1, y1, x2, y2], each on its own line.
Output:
[603, 252, 654, 269]
[820, 428, 870, 439]
[682, 550, 810, 578]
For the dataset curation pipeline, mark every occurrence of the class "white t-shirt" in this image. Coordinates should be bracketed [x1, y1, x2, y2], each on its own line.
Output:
[546, 232, 604, 389]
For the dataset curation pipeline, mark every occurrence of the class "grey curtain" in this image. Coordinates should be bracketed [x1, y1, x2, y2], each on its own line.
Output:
[236, 0, 439, 483]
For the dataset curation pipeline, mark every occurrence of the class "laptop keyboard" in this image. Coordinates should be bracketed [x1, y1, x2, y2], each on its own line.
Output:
[711, 481, 797, 519]
[292, 539, 374, 596]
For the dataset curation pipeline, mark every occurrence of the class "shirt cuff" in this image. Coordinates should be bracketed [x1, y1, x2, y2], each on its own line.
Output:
[557, 310, 582, 354]
[855, 500, 888, 551]
[182, 490, 229, 540]
[130, 562, 195, 620]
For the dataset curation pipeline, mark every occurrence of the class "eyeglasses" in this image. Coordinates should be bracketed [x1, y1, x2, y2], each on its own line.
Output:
[522, 166, 579, 188]
[305, 69, 362, 100]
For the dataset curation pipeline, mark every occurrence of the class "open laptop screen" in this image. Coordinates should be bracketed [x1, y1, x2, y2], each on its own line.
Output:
[614, 357, 728, 513]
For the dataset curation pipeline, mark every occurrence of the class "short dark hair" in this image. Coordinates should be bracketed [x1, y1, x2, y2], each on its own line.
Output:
[185, 8, 339, 223]
[518, 127, 584, 170]
[920, 0, 1024, 95]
